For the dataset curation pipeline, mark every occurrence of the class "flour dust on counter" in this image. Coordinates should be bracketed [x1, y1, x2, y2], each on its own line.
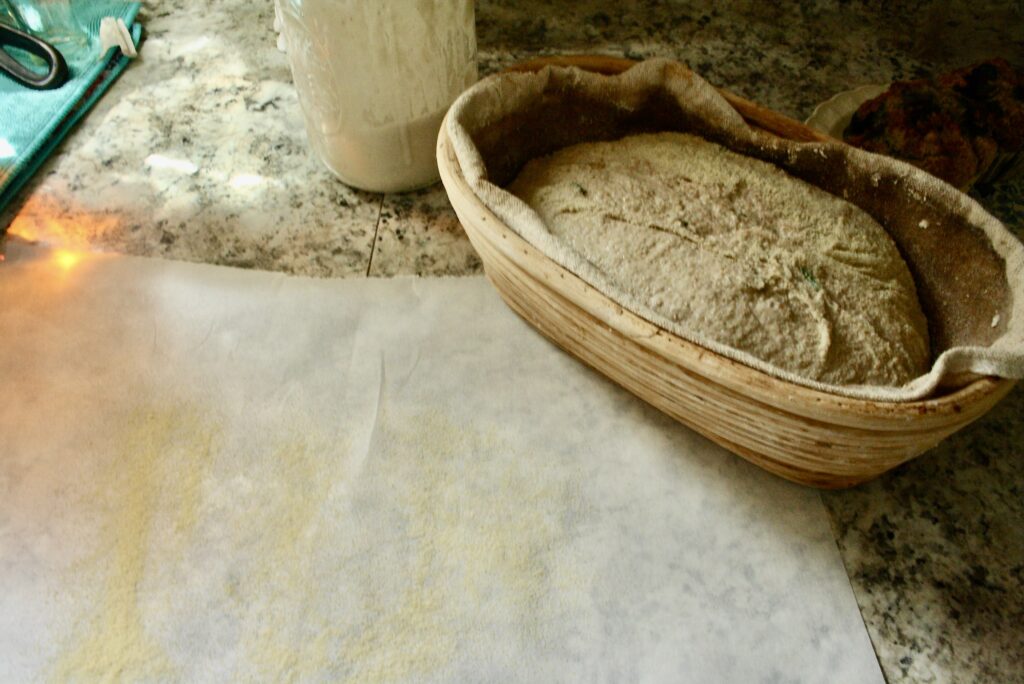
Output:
[0, 245, 883, 682]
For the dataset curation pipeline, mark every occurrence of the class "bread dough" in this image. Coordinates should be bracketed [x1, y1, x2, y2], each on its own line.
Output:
[508, 132, 930, 386]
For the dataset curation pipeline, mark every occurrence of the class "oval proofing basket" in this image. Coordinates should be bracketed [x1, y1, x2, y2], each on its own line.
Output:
[437, 56, 1016, 488]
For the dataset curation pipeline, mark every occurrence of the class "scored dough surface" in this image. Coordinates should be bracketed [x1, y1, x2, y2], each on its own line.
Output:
[508, 132, 930, 386]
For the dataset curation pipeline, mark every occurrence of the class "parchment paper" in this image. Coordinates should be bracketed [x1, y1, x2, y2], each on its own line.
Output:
[0, 244, 883, 683]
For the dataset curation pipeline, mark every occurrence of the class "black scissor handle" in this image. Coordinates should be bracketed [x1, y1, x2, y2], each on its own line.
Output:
[0, 22, 68, 90]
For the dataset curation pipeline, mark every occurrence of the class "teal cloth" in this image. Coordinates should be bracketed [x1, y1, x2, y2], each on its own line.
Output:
[0, 2, 141, 213]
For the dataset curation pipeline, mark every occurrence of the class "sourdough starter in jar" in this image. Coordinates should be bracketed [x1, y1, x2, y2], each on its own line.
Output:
[277, 0, 477, 192]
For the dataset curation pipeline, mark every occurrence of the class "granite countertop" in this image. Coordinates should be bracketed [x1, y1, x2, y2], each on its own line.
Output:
[2, 1, 1022, 681]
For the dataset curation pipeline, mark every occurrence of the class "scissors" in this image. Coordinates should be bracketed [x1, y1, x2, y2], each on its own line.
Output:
[0, 20, 68, 89]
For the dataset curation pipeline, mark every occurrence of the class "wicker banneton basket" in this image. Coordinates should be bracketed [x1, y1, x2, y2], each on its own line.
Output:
[437, 56, 1017, 488]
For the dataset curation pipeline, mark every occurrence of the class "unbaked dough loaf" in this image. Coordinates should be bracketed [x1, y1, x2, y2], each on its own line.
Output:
[508, 132, 931, 386]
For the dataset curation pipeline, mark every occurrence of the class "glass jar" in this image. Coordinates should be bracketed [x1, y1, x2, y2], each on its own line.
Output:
[276, 0, 477, 193]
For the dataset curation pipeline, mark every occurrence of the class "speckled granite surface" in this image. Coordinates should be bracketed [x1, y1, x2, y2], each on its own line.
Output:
[825, 175, 1024, 684]
[2, 1, 1023, 681]
[2, 0, 382, 276]
[371, 186, 482, 277]
[824, 386, 1024, 683]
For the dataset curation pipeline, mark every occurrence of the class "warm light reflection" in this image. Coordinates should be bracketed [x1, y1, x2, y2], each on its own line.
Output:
[54, 249, 82, 271]
[8, 195, 119, 249]
[229, 173, 264, 189]
[144, 154, 199, 174]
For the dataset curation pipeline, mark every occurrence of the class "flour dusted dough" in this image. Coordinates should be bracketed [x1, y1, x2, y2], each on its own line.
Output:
[508, 132, 930, 386]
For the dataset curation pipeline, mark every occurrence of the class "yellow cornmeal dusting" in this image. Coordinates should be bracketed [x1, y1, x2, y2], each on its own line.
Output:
[48, 403, 582, 681]
[340, 409, 580, 683]
[51, 403, 220, 683]
[239, 433, 347, 682]
[172, 425, 217, 544]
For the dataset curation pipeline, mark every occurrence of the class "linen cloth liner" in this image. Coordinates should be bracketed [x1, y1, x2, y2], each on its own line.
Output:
[445, 58, 1024, 401]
